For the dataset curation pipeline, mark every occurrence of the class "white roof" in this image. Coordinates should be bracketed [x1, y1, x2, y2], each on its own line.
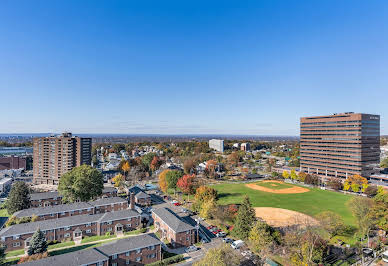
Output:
[0, 178, 12, 185]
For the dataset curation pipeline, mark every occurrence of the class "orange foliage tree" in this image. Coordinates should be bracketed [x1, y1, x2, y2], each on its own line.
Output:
[177, 174, 196, 194]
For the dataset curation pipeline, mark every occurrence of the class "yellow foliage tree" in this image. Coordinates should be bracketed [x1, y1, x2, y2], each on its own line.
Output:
[121, 161, 130, 176]
[159, 169, 170, 193]
[290, 169, 298, 180]
[282, 170, 290, 179]
[112, 173, 125, 192]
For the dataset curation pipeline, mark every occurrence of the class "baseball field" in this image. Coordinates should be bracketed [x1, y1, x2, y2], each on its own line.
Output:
[212, 180, 356, 226]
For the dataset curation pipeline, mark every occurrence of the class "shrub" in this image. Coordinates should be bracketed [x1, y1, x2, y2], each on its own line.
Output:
[18, 252, 49, 264]
[105, 232, 111, 236]
[146, 254, 184, 266]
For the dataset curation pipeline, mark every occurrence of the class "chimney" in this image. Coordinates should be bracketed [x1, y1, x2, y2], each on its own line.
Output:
[130, 192, 135, 210]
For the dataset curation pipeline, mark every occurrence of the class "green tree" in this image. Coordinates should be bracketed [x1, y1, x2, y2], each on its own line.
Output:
[194, 244, 242, 266]
[369, 188, 388, 231]
[165, 170, 183, 193]
[141, 152, 157, 170]
[248, 220, 274, 255]
[0, 245, 4, 265]
[6, 181, 30, 214]
[380, 157, 388, 168]
[58, 165, 104, 202]
[347, 197, 374, 238]
[28, 228, 48, 256]
[233, 196, 256, 240]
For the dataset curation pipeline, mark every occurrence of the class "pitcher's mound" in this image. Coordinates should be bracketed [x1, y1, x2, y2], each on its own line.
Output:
[254, 207, 319, 227]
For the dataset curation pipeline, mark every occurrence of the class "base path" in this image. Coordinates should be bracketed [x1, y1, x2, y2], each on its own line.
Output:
[254, 207, 319, 227]
[245, 180, 310, 194]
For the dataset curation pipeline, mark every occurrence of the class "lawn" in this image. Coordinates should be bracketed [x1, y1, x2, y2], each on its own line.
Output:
[0, 208, 10, 217]
[255, 181, 294, 190]
[212, 182, 356, 226]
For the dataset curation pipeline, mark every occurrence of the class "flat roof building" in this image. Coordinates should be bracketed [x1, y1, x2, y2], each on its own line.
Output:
[209, 139, 224, 153]
[300, 112, 380, 179]
[33, 132, 92, 185]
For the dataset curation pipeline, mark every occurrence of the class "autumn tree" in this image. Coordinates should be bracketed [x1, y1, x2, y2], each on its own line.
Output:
[121, 161, 130, 177]
[141, 152, 157, 170]
[158, 169, 169, 193]
[347, 197, 374, 238]
[199, 198, 217, 219]
[343, 174, 368, 193]
[369, 187, 388, 231]
[228, 152, 240, 167]
[112, 173, 126, 192]
[194, 244, 242, 266]
[290, 168, 298, 181]
[205, 160, 217, 179]
[298, 172, 307, 182]
[316, 211, 344, 236]
[193, 186, 218, 213]
[248, 220, 276, 256]
[304, 174, 319, 186]
[177, 174, 196, 194]
[183, 157, 197, 174]
[233, 196, 256, 240]
[282, 170, 290, 179]
[326, 178, 343, 191]
[150, 156, 161, 172]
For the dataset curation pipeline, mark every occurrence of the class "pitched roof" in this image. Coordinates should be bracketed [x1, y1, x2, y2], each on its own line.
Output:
[97, 233, 161, 255]
[135, 191, 150, 199]
[30, 192, 61, 201]
[0, 209, 140, 238]
[152, 207, 195, 233]
[17, 248, 108, 266]
[102, 187, 117, 193]
[13, 202, 93, 218]
[14, 197, 126, 218]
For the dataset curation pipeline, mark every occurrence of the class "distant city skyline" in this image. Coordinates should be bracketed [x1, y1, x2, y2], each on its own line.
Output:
[1, 1, 387, 135]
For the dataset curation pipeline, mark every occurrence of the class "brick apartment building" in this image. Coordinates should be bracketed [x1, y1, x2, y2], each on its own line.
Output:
[18, 233, 162, 266]
[0, 209, 141, 252]
[300, 112, 380, 180]
[152, 207, 196, 248]
[128, 185, 151, 206]
[30, 187, 117, 207]
[0, 156, 26, 170]
[33, 132, 92, 185]
[14, 197, 128, 221]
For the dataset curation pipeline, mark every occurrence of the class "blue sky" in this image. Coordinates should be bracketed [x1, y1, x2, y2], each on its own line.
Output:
[0, 0, 387, 135]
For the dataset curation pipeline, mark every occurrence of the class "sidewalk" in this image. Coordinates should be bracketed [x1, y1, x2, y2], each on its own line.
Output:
[6, 227, 158, 260]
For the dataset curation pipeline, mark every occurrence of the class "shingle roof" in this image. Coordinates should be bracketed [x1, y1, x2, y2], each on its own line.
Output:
[14, 197, 127, 218]
[13, 202, 93, 218]
[30, 192, 61, 201]
[97, 233, 161, 255]
[102, 187, 117, 193]
[0, 209, 140, 238]
[152, 207, 195, 233]
[17, 248, 108, 266]
[135, 191, 150, 199]
[90, 197, 127, 207]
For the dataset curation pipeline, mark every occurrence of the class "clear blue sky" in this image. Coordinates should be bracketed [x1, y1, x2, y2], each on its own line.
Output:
[0, 0, 387, 135]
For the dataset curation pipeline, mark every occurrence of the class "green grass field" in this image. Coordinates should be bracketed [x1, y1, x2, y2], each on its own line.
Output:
[255, 181, 294, 190]
[212, 182, 356, 226]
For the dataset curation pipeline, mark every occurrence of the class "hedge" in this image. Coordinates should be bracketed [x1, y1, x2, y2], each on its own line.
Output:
[146, 255, 184, 266]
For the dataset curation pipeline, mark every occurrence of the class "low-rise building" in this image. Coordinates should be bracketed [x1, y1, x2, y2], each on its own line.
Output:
[0, 209, 140, 252]
[14, 197, 128, 221]
[134, 191, 151, 206]
[18, 233, 161, 266]
[0, 177, 12, 193]
[30, 187, 118, 207]
[152, 207, 196, 248]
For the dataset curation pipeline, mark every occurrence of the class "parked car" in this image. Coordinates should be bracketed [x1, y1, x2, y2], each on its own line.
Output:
[171, 200, 178, 204]
[206, 225, 214, 230]
[241, 250, 253, 258]
[216, 232, 226, 237]
[173, 202, 181, 206]
[185, 245, 198, 253]
[222, 238, 233, 243]
[231, 240, 244, 249]
[201, 238, 210, 244]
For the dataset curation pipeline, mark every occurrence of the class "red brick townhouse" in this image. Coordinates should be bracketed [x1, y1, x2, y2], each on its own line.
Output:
[152, 207, 196, 248]
[18, 233, 162, 266]
[30, 187, 118, 207]
[134, 191, 151, 206]
[13, 197, 128, 221]
[0, 209, 140, 252]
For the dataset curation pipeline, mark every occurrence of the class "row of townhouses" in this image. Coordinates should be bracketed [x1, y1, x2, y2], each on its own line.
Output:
[0, 209, 140, 251]
[14, 197, 128, 221]
[30, 187, 118, 207]
[18, 233, 162, 266]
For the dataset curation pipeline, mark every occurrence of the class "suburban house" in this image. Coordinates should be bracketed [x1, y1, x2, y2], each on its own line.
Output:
[30, 187, 118, 207]
[0, 209, 140, 252]
[152, 207, 196, 248]
[128, 185, 151, 206]
[18, 233, 162, 266]
[13, 197, 128, 221]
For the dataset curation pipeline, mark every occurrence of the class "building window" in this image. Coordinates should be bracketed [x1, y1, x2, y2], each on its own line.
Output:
[126, 259, 130, 265]
[64, 233, 70, 238]
[112, 263, 117, 266]
[13, 242, 20, 247]
[136, 248, 141, 254]
[125, 252, 130, 256]
[86, 229, 91, 233]
[136, 257, 141, 262]
[150, 245, 155, 250]
[112, 254, 117, 259]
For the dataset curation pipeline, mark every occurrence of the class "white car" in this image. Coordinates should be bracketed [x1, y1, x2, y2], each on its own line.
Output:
[171, 200, 178, 204]
[185, 245, 198, 253]
[216, 232, 226, 237]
